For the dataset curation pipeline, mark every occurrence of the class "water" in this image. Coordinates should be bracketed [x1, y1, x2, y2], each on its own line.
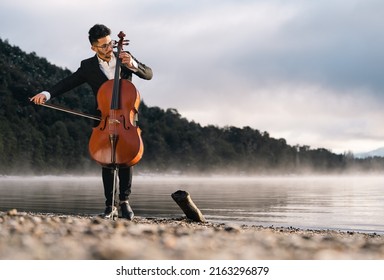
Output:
[1, 175, 384, 234]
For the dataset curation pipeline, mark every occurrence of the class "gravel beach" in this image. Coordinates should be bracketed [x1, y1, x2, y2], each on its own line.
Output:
[1, 209, 384, 260]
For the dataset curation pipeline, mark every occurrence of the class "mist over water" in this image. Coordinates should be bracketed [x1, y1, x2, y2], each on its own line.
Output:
[1, 174, 384, 234]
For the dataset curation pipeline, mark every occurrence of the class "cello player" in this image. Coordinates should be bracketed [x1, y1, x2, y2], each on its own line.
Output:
[30, 24, 153, 220]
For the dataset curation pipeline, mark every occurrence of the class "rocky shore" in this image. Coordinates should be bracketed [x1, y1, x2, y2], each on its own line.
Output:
[1, 209, 384, 260]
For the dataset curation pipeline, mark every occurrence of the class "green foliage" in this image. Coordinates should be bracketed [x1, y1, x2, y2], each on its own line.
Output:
[1, 38, 384, 175]
[0, 38, 95, 174]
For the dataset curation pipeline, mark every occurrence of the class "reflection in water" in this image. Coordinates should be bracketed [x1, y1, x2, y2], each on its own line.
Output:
[1, 175, 384, 233]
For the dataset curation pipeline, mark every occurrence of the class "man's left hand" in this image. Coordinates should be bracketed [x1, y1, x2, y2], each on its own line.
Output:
[120, 52, 134, 68]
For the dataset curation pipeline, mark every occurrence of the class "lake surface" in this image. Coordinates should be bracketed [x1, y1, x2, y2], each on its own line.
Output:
[1, 174, 384, 234]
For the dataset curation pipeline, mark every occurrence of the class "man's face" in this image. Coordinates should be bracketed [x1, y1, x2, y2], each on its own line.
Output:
[91, 35, 113, 61]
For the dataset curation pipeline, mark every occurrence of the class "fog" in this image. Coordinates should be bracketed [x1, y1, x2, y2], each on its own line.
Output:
[1, 174, 384, 233]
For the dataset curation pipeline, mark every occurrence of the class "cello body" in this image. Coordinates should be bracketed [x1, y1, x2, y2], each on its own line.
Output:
[88, 32, 144, 167]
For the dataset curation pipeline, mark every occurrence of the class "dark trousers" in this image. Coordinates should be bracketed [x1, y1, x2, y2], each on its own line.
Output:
[102, 166, 132, 206]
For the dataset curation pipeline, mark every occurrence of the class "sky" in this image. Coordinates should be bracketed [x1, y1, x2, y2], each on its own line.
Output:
[1, 0, 384, 154]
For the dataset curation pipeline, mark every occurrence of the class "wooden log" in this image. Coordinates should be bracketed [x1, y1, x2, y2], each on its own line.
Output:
[171, 190, 206, 223]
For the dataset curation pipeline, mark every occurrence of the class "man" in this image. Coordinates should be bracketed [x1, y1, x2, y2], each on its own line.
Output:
[30, 24, 153, 220]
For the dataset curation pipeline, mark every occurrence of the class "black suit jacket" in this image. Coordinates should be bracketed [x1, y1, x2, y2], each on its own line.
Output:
[48, 52, 153, 97]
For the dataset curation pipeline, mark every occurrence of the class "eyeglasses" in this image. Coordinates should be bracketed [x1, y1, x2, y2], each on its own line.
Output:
[94, 40, 116, 50]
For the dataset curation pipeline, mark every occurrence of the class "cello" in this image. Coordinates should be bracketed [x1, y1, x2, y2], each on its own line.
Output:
[88, 31, 144, 167]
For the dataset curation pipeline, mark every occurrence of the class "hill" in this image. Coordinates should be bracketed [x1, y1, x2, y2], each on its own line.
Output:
[1, 38, 384, 175]
[355, 147, 384, 159]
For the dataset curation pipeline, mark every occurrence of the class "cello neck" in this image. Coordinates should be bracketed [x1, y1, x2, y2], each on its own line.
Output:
[111, 31, 126, 110]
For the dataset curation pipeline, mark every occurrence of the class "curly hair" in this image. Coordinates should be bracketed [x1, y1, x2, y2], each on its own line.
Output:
[88, 24, 111, 45]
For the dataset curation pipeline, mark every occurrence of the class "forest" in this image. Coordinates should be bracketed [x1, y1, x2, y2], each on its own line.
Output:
[1, 38, 384, 175]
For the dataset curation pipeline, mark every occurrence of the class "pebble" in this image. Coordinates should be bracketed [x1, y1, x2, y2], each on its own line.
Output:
[1, 210, 384, 260]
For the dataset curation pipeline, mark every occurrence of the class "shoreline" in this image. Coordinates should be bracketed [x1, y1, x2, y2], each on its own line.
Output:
[1, 209, 384, 260]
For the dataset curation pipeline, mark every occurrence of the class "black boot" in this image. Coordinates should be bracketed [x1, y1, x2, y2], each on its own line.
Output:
[103, 206, 118, 219]
[120, 201, 134, 220]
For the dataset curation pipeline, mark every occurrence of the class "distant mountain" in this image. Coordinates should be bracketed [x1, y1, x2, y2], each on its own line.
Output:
[355, 147, 384, 158]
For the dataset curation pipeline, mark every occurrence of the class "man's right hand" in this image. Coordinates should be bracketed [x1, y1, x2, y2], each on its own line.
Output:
[30, 93, 47, 105]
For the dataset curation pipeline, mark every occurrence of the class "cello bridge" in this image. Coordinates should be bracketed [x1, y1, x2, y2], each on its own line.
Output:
[108, 119, 121, 124]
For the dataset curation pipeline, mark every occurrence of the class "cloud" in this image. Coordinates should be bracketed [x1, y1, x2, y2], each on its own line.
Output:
[1, 0, 384, 154]
[175, 81, 384, 153]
